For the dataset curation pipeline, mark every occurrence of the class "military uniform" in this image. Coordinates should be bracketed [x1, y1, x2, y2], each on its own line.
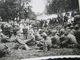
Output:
[41, 32, 52, 51]
[16, 33, 31, 50]
[23, 27, 28, 39]
[60, 30, 78, 48]
[51, 34, 60, 48]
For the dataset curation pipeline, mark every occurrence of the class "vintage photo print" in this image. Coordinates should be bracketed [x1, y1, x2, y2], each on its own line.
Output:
[0, 0, 80, 60]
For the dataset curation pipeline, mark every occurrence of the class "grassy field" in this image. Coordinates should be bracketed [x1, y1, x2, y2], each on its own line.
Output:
[0, 43, 80, 60]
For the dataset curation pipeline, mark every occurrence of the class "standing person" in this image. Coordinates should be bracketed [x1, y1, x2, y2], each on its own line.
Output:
[1, 24, 4, 33]
[13, 24, 20, 36]
[64, 15, 68, 23]
[71, 11, 75, 17]
[40, 20, 44, 27]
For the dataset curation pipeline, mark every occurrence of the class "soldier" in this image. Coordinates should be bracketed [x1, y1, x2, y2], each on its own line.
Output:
[67, 32, 78, 45]
[2, 23, 9, 37]
[27, 27, 35, 42]
[61, 27, 78, 48]
[19, 23, 24, 33]
[1, 24, 4, 33]
[13, 24, 20, 36]
[0, 29, 9, 43]
[64, 15, 68, 22]
[41, 32, 52, 51]
[34, 31, 43, 49]
[23, 25, 28, 39]
[74, 25, 80, 46]
[40, 20, 44, 27]
[51, 30, 60, 48]
[0, 44, 10, 58]
[35, 32, 43, 41]
[16, 32, 31, 50]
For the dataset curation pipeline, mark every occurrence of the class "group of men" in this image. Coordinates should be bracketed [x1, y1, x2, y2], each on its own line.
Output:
[0, 14, 80, 52]
[34, 24, 80, 51]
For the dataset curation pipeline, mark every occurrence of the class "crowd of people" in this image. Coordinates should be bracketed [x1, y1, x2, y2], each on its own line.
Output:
[0, 11, 80, 53]
[0, 20, 80, 52]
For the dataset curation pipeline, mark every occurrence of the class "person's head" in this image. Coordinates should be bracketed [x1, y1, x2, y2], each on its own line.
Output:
[59, 28, 65, 35]
[17, 31, 22, 36]
[74, 24, 80, 30]
[70, 25, 74, 29]
[51, 30, 57, 36]
[66, 27, 71, 32]
[41, 32, 47, 39]
[39, 29, 44, 34]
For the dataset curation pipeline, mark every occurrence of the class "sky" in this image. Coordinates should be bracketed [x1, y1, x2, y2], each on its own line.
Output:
[30, 0, 48, 15]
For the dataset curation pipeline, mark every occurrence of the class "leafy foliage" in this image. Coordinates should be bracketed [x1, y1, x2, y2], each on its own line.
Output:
[47, 0, 79, 14]
[0, 0, 32, 21]
[0, 0, 20, 21]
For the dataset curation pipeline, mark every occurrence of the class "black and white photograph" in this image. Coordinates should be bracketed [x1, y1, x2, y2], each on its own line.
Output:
[0, 0, 80, 60]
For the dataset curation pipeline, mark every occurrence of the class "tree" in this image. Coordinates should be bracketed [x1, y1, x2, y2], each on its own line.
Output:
[0, 0, 36, 22]
[0, 0, 31, 21]
[47, 0, 79, 14]
[0, 0, 22, 21]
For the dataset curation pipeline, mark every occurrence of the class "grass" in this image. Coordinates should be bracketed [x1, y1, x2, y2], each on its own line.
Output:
[0, 42, 80, 60]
